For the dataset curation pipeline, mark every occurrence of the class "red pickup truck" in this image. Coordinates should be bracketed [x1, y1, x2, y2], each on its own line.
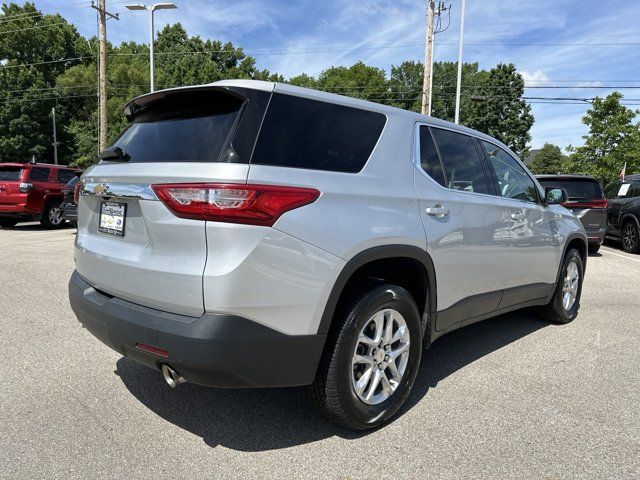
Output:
[0, 162, 82, 228]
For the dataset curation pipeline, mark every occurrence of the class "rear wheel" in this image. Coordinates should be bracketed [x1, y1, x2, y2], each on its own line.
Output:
[621, 221, 640, 253]
[311, 284, 422, 430]
[0, 218, 18, 228]
[40, 201, 65, 229]
[542, 248, 583, 324]
[588, 243, 600, 254]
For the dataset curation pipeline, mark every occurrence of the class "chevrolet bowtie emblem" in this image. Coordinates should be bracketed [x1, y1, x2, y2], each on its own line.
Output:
[93, 184, 108, 195]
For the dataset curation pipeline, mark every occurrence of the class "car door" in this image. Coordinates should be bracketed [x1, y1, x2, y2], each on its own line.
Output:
[479, 140, 561, 303]
[605, 181, 637, 237]
[413, 125, 512, 332]
[26, 166, 51, 211]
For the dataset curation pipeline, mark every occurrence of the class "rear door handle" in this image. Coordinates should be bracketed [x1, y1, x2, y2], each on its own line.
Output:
[511, 212, 524, 221]
[426, 205, 449, 218]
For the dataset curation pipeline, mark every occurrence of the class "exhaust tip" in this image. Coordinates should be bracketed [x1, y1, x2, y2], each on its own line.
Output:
[161, 364, 186, 388]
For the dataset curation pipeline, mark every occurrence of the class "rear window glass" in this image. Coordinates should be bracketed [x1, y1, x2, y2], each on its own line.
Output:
[0, 167, 23, 181]
[64, 176, 80, 188]
[251, 93, 386, 173]
[605, 181, 640, 199]
[538, 178, 603, 200]
[29, 167, 50, 181]
[418, 126, 446, 186]
[112, 90, 243, 163]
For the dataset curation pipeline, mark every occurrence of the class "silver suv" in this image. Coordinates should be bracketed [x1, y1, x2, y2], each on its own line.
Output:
[69, 80, 587, 430]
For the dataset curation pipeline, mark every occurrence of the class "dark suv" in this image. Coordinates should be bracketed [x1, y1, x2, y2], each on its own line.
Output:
[536, 175, 607, 253]
[604, 175, 640, 253]
[0, 162, 81, 228]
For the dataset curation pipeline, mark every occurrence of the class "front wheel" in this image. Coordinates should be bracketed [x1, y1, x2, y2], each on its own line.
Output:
[40, 201, 65, 229]
[311, 284, 423, 430]
[542, 248, 584, 324]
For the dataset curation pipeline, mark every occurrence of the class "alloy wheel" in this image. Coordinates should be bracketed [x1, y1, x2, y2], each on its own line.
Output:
[351, 308, 411, 405]
[623, 224, 636, 251]
[562, 260, 580, 311]
[49, 207, 62, 226]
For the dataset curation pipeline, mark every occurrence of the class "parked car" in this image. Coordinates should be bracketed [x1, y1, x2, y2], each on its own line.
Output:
[60, 174, 83, 226]
[0, 162, 81, 228]
[536, 174, 607, 253]
[603, 175, 640, 253]
[68, 80, 588, 430]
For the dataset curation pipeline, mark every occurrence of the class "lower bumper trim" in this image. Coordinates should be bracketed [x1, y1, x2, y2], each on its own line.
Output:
[69, 271, 326, 388]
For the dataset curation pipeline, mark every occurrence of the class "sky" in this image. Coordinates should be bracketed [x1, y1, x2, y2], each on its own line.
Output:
[26, 0, 640, 151]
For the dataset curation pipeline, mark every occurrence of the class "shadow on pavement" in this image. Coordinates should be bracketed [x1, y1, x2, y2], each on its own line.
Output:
[116, 308, 548, 451]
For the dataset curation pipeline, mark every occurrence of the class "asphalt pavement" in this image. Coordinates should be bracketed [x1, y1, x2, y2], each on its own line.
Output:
[1, 224, 639, 479]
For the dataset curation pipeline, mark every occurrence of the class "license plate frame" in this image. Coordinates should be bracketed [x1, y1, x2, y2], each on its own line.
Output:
[98, 201, 126, 237]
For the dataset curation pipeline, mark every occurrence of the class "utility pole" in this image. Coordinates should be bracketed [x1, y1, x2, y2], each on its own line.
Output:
[91, 1, 119, 151]
[454, 0, 466, 124]
[51, 107, 58, 165]
[421, 0, 435, 115]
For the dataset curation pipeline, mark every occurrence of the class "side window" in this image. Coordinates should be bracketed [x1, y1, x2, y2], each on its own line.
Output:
[604, 181, 621, 199]
[481, 141, 538, 203]
[630, 183, 640, 198]
[430, 128, 489, 194]
[418, 126, 445, 186]
[252, 94, 386, 173]
[56, 170, 76, 184]
[29, 167, 50, 182]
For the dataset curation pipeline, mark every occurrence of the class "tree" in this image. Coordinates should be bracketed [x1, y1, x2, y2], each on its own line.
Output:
[528, 143, 566, 174]
[0, 2, 89, 163]
[565, 93, 640, 181]
[316, 62, 388, 102]
[466, 63, 533, 158]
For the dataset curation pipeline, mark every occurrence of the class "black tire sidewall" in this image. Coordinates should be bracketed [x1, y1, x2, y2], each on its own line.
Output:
[335, 285, 422, 429]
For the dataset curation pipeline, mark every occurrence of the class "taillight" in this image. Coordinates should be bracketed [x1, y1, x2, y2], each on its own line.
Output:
[73, 181, 83, 204]
[18, 182, 33, 193]
[151, 183, 320, 226]
[563, 199, 608, 209]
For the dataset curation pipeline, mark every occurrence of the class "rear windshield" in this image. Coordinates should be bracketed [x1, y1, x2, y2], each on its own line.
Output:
[537, 178, 603, 200]
[112, 90, 244, 163]
[251, 93, 386, 173]
[0, 167, 23, 181]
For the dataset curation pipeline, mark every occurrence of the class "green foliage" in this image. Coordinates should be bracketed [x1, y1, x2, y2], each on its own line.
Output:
[528, 143, 566, 174]
[565, 93, 640, 182]
[0, 2, 88, 163]
[316, 62, 388, 102]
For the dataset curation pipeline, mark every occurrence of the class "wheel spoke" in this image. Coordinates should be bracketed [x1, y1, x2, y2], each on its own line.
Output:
[380, 374, 394, 397]
[388, 342, 409, 360]
[384, 311, 394, 344]
[390, 324, 407, 344]
[357, 333, 377, 348]
[364, 368, 382, 401]
[352, 353, 374, 366]
[386, 360, 402, 382]
[354, 367, 373, 396]
[372, 311, 385, 343]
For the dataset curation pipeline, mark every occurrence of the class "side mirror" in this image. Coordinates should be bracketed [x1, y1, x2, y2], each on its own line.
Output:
[545, 187, 567, 205]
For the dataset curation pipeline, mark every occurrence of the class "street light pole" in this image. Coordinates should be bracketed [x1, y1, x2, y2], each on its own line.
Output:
[126, 3, 177, 93]
[454, 0, 466, 124]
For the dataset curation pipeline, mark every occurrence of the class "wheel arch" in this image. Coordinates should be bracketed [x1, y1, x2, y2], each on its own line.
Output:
[316, 245, 437, 337]
[558, 233, 588, 283]
[621, 212, 640, 229]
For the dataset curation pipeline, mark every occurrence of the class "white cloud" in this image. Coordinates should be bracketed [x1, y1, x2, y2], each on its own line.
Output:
[519, 70, 550, 85]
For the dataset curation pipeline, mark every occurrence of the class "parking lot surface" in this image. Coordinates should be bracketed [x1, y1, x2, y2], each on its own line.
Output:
[1, 224, 639, 480]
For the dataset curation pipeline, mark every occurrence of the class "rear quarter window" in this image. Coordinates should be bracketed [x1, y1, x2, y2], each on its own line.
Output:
[29, 167, 50, 182]
[251, 93, 386, 173]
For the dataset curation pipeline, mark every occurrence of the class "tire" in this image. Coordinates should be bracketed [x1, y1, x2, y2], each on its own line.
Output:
[542, 248, 584, 324]
[0, 218, 18, 228]
[311, 284, 423, 430]
[40, 201, 66, 229]
[588, 243, 600, 254]
[621, 220, 640, 253]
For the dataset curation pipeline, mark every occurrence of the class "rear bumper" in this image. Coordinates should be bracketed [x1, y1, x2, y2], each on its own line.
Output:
[61, 204, 77, 221]
[585, 227, 606, 245]
[68, 271, 326, 388]
[0, 203, 32, 216]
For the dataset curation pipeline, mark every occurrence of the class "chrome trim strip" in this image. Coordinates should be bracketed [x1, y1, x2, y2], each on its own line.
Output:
[80, 182, 158, 200]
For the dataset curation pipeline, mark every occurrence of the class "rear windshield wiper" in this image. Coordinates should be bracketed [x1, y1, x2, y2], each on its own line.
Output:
[99, 146, 131, 162]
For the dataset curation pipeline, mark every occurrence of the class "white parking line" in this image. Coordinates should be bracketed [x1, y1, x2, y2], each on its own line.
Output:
[600, 247, 640, 263]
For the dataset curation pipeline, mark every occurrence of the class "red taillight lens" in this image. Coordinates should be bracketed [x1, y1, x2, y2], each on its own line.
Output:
[563, 199, 608, 209]
[18, 182, 33, 193]
[73, 181, 82, 204]
[151, 183, 321, 226]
